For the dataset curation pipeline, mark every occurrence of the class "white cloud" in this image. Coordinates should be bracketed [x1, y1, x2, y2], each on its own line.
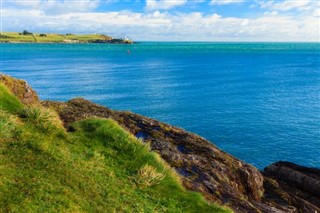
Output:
[263, 11, 278, 16]
[241, 19, 249, 26]
[1, 7, 319, 42]
[210, 0, 244, 5]
[1, 1, 319, 42]
[260, 0, 312, 11]
[146, 0, 187, 10]
[313, 8, 320, 17]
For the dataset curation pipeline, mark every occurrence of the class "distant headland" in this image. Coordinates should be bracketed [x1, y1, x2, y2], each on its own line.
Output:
[0, 31, 133, 44]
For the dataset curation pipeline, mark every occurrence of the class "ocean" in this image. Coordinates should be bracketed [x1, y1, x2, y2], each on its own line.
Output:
[1, 42, 319, 169]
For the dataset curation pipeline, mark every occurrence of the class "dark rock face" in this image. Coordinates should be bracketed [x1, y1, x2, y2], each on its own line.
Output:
[0, 74, 39, 105]
[263, 161, 320, 213]
[114, 111, 266, 212]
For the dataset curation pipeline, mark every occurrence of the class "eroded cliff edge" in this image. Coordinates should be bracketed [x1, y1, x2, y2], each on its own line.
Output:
[2, 74, 319, 213]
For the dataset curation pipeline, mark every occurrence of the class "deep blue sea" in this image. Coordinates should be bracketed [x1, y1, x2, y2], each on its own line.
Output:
[1, 42, 319, 169]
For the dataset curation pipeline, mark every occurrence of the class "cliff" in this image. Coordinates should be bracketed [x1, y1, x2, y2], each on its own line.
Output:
[1, 74, 319, 212]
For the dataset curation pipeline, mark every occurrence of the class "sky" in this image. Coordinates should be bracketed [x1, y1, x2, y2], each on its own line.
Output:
[1, 0, 319, 41]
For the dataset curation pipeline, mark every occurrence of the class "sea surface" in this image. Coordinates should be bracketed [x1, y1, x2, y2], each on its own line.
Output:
[1, 42, 319, 169]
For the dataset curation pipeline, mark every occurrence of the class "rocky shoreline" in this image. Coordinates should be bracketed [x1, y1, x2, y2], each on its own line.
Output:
[2, 74, 319, 213]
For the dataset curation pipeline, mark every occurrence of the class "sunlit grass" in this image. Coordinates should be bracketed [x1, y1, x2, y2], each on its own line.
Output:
[0, 32, 112, 43]
[0, 85, 231, 212]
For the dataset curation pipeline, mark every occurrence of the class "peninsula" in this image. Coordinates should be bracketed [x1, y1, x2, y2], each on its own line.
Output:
[0, 31, 133, 44]
[0, 74, 319, 212]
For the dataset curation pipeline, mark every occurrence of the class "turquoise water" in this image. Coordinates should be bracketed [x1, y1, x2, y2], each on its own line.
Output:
[1, 42, 319, 169]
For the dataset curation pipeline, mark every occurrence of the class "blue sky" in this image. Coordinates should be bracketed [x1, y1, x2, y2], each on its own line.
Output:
[1, 0, 319, 41]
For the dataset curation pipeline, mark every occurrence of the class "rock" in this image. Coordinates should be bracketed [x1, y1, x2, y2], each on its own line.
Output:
[239, 165, 264, 201]
[42, 98, 112, 127]
[263, 161, 320, 213]
[264, 161, 320, 197]
[0, 74, 39, 105]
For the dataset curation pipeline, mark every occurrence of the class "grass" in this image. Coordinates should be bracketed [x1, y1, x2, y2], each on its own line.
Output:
[0, 85, 23, 113]
[0, 85, 231, 212]
[0, 32, 114, 43]
[134, 164, 165, 188]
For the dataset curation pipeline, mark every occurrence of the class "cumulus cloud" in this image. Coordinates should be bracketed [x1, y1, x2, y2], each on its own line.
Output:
[1, 7, 319, 42]
[259, 0, 320, 21]
[1, 0, 319, 41]
[146, 0, 187, 10]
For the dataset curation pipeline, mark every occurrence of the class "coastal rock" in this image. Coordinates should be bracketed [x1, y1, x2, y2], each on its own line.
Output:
[0, 73, 39, 105]
[263, 161, 320, 213]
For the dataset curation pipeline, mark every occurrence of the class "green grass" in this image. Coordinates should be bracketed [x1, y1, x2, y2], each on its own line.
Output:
[0, 85, 230, 212]
[0, 32, 35, 42]
[0, 85, 23, 113]
[0, 32, 113, 43]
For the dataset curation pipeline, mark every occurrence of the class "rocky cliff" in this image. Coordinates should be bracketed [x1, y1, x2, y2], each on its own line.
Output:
[2, 74, 319, 213]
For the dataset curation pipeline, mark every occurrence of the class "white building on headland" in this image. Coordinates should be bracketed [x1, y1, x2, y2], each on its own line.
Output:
[121, 36, 130, 41]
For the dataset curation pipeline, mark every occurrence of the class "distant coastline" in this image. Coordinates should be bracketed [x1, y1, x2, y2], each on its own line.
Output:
[0, 31, 133, 44]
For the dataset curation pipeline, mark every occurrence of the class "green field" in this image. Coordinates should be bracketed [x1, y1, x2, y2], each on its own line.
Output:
[0, 82, 230, 212]
[0, 32, 132, 43]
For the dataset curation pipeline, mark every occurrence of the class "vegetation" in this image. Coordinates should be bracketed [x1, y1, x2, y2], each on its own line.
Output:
[0, 84, 229, 212]
[21, 30, 33, 35]
[0, 32, 133, 43]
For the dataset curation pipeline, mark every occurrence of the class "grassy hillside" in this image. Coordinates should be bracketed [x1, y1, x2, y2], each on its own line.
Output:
[0, 32, 132, 43]
[0, 84, 230, 212]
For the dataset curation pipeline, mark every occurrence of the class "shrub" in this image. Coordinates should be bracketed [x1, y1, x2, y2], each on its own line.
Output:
[22, 30, 33, 35]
